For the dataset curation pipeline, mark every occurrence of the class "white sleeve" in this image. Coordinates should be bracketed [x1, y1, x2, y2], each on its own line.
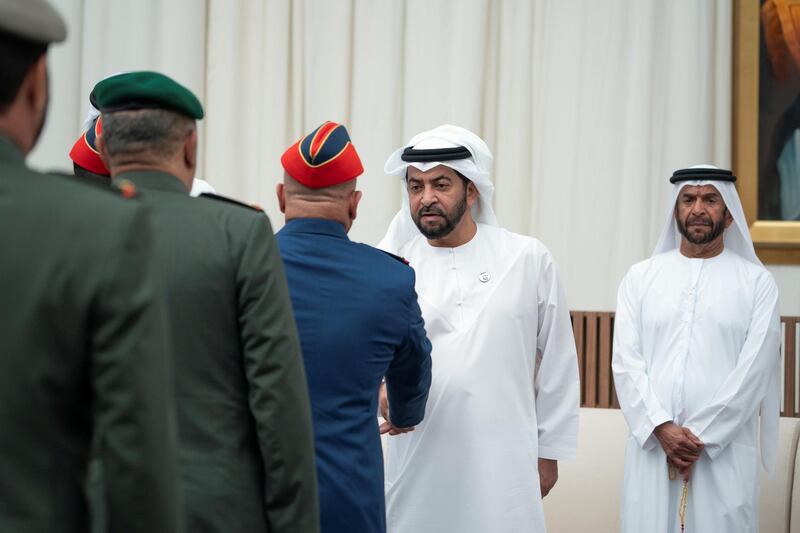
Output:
[611, 267, 672, 450]
[683, 273, 781, 460]
[534, 247, 580, 460]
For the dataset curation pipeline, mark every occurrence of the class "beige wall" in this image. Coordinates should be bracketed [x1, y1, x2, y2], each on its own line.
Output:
[769, 266, 800, 316]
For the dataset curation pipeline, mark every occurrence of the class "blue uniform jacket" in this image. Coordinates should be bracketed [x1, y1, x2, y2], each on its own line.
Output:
[277, 218, 432, 533]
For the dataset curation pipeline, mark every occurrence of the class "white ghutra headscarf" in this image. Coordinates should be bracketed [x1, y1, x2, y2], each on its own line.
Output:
[652, 164, 761, 266]
[378, 125, 497, 253]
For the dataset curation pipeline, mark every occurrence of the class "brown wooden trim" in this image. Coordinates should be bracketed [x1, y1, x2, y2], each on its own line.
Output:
[610, 383, 620, 409]
[733, 0, 760, 224]
[571, 311, 800, 418]
[598, 313, 612, 408]
[572, 312, 585, 406]
[783, 318, 798, 417]
[753, 247, 800, 265]
[610, 314, 619, 408]
[584, 313, 599, 408]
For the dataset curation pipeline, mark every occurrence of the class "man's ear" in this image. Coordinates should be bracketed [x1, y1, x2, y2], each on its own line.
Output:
[96, 132, 110, 168]
[13, 55, 49, 153]
[724, 209, 734, 229]
[466, 181, 479, 207]
[349, 190, 363, 221]
[26, 56, 48, 118]
[184, 128, 198, 172]
[276, 183, 286, 213]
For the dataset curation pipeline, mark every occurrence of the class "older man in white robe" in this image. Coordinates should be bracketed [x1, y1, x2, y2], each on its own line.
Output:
[612, 165, 781, 533]
[378, 125, 580, 533]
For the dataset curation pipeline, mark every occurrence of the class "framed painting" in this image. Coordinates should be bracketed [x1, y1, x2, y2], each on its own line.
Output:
[733, 0, 800, 263]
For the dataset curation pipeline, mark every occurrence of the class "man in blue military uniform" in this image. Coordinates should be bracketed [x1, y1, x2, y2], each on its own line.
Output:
[276, 121, 433, 533]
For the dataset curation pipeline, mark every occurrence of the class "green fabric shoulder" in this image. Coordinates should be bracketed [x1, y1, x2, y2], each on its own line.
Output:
[194, 191, 319, 532]
[0, 155, 181, 533]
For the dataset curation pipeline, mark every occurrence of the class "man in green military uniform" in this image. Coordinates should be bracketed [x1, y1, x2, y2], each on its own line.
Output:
[0, 3, 182, 533]
[94, 71, 320, 533]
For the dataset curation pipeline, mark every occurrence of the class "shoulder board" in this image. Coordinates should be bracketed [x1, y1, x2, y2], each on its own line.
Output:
[112, 178, 139, 199]
[199, 192, 263, 212]
[380, 249, 411, 266]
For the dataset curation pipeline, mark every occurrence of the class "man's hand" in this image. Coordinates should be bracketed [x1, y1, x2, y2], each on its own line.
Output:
[379, 382, 389, 421]
[379, 420, 416, 436]
[378, 382, 415, 436]
[538, 458, 558, 498]
[654, 422, 704, 469]
[667, 457, 695, 482]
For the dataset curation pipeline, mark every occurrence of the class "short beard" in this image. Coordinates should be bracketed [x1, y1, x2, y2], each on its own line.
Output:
[676, 208, 728, 245]
[413, 189, 468, 240]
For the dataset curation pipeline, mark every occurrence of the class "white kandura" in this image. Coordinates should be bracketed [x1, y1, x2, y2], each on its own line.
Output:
[383, 223, 580, 533]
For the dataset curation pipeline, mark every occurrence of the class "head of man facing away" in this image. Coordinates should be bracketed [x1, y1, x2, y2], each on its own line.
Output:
[92, 71, 204, 191]
[0, 0, 66, 154]
[277, 121, 364, 232]
[69, 115, 110, 184]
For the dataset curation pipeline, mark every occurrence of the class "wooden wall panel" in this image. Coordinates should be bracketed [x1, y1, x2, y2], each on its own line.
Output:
[569, 312, 800, 418]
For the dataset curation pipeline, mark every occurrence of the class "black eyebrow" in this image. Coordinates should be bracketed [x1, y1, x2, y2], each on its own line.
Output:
[407, 175, 452, 184]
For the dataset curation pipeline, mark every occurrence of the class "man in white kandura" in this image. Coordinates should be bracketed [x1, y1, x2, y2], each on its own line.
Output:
[378, 125, 580, 533]
[612, 165, 781, 533]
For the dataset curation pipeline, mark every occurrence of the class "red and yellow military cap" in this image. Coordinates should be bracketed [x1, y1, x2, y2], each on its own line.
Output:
[69, 117, 109, 176]
[281, 121, 363, 189]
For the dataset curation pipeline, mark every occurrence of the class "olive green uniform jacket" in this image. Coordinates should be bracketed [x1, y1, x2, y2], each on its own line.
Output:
[0, 137, 181, 533]
[113, 171, 319, 533]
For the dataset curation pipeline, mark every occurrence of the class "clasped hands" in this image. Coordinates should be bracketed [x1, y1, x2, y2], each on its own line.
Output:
[654, 421, 704, 482]
[378, 383, 416, 436]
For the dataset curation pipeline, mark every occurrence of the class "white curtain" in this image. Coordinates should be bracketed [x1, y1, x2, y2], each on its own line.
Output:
[30, 0, 207, 172]
[29, 0, 740, 311]
[526, 0, 731, 309]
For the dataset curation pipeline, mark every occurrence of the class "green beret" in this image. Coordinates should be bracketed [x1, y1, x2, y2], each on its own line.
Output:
[90, 71, 204, 120]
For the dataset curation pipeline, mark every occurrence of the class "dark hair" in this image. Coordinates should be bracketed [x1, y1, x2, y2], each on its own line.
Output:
[453, 169, 471, 188]
[73, 162, 110, 185]
[0, 30, 47, 112]
[102, 109, 195, 160]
